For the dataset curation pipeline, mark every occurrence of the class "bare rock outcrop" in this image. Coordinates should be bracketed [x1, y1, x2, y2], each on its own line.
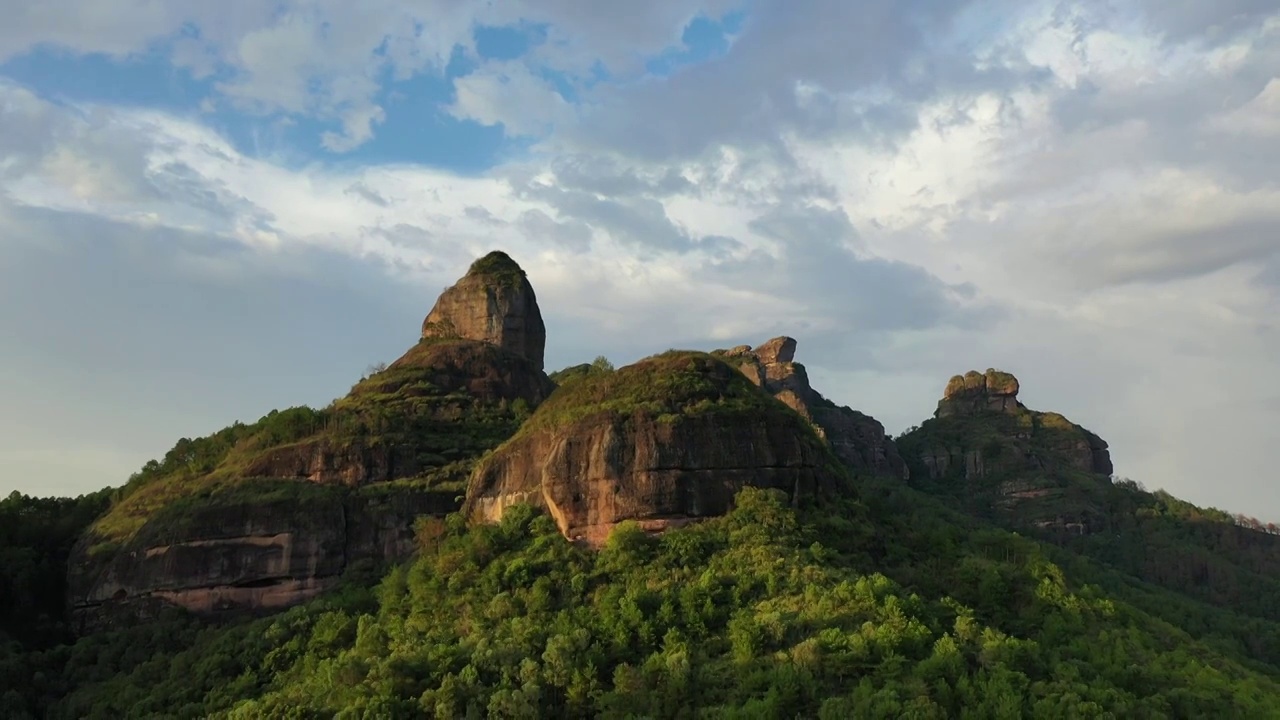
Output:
[421, 251, 547, 371]
[715, 337, 909, 480]
[69, 486, 456, 630]
[936, 369, 1024, 417]
[464, 352, 847, 546]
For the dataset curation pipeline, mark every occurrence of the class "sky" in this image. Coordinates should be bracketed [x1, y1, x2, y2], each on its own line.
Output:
[0, 1, 1277, 519]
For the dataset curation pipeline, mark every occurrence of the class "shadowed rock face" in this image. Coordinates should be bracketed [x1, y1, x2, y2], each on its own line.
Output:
[464, 352, 846, 546]
[910, 371, 1113, 482]
[897, 370, 1114, 535]
[68, 487, 457, 631]
[421, 251, 547, 371]
[716, 338, 909, 480]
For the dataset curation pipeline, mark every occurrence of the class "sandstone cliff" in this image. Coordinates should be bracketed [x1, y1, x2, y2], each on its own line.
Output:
[465, 352, 848, 546]
[897, 369, 1114, 534]
[68, 483, 455, 629]
[69, 251, 553, 622]
[714, 337, 909, 479]
[421, 251, 547, 371]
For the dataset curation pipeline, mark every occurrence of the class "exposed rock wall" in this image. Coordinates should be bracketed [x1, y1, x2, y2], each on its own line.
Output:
[69, 487, 456, 629]
[421, 251, 547, 371]
[898, 369, 1115, 534]
[717, 337, 909, 479]
[465, 352, 845, 546]
[68, 250, 553, 625]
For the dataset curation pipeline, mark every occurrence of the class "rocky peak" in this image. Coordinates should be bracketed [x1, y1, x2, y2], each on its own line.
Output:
[936, 369, 1024, 417]
[755, 336, 797, 364]
[465, 351, 844, 546]
[898, 370, 1115, 535]
[715, 338, 908, 479]
[421, 251, 547, 371]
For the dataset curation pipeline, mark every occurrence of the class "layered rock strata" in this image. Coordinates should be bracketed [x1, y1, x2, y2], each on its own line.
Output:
[465, 352, 845, 546]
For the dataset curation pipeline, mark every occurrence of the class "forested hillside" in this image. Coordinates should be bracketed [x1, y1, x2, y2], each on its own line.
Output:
[2, 252, 1277, 718]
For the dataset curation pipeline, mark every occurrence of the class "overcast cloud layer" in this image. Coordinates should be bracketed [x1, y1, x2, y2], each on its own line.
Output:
[1, 1, 1277, 518]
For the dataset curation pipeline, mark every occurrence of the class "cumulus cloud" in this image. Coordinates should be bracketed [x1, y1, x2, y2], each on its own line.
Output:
[2, 0, 1280, 519]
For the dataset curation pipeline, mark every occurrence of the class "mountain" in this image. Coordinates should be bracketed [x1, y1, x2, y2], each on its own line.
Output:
[0, 249, 1278, 718]
[64, 252, 554, 626]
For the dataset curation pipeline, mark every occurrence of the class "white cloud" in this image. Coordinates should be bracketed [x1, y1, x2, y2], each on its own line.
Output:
[1210, 78, 1280, 137]
[2, 1, 1280, 521]
[449, 61, 573, 137]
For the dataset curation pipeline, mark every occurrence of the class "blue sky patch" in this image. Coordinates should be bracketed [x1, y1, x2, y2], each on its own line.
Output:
[0, 10, 749, 173]
[644, 10, 747, 77]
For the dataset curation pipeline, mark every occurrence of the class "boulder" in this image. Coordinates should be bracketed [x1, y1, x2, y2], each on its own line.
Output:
[937, 368, 1023, 416]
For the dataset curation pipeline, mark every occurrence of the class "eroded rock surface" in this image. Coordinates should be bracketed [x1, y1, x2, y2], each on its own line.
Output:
[937, 369, 1024, 417]
[69, 487, 455, 630]
[464, 352, 845, 546]
[715, 337, 909, 479]
[421, 251, 547, 371]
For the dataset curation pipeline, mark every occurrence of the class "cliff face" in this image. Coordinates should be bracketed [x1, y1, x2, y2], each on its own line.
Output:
[68, 251, 552, 623]
[421, 251, 547, 371]
[714, 337, 909, 479]
[898, 369, 1114, 534]
[465, 352, 847, 546]
[69, 485, 455, 628]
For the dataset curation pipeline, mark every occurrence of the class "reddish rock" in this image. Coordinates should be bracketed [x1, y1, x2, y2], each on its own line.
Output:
[69, 251, 556, 624]
[464, 352, 845, 546]
[421, 251, 547, 371]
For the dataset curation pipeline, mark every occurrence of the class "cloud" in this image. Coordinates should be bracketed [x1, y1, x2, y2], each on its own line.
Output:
[2, 1, 1280, 522]
[1210, 78, 1280, 137]
[448, 61, 573, 137]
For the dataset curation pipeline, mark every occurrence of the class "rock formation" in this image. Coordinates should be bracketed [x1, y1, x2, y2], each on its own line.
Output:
[897, 369, 1114, 534]
[715, 337, 909, 479]
[69, 485, 455, 629]
[421, 251, 547, 371]
[936, 369, 1023, 417]
[69, 251, 553, 623]
[464, 352, 847, 547]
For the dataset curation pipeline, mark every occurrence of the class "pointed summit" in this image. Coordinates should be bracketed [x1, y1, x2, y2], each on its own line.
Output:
[421, 250, 547, 371]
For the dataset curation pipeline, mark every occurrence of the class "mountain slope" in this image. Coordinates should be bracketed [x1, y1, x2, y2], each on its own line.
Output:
[66, 253, 554, 625]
